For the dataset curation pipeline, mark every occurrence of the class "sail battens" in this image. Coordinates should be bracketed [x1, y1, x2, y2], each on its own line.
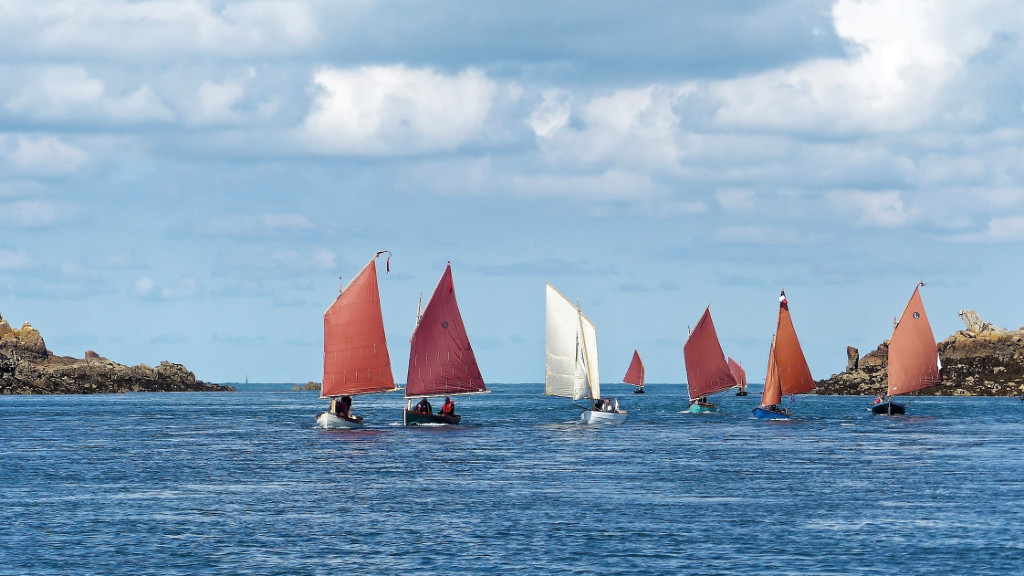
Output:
[404, 263, 487, 399]
[887, 284, 940, 396]
[683, 307, 738, 400]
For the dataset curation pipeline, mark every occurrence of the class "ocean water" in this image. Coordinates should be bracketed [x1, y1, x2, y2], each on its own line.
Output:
[2, 384, 1023, 575]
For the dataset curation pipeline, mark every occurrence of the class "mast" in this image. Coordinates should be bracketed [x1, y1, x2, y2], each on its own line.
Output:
[322, 252, 397, 398]
[405, 262, 487, 398]
[683, 306, 738, 400]
[887, 282, 940, 396]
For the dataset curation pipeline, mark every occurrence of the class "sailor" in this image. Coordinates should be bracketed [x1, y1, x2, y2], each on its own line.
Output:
[415, 397, 433, 414]
[440, 397, 455, 416]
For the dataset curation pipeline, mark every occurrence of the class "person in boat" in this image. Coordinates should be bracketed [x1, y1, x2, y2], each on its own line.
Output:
[593, 398, 604, 411]
[873, 395, 883, 405]
[602, 397, 614, 412]
[334, 396, 363, 423]
[440, 397, 456, 417]
[415, 397, 433, 415]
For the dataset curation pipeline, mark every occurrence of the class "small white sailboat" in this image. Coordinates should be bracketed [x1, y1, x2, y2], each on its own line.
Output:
[317, 251, 398, 429]
[545, 283, 626, 425]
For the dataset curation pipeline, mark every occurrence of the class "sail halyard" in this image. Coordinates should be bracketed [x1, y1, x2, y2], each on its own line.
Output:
[683, 307, 738, 400]
[887, 283, 940, 396]
[404, 263, 487, 399]
[322, 255, 397, 398]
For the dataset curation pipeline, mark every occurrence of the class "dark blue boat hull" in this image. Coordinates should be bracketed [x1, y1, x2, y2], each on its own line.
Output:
[870, 401, 906, 415]
[753, 407, 791, 420]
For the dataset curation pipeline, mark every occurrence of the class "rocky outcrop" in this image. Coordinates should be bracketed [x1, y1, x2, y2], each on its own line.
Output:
[0, 312, 233, 395]
[293, 381, 320, 391]
[816, 310, 1024, 396]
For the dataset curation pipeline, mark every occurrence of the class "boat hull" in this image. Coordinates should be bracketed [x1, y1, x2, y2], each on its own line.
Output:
[316, 412, 364, 429]
[633, 387, 645, 394]
[581, 410, 627, 425]
[403, 410, 462, 425]
[753, 407, 792, 420]
[685, 403, 718, 414]
[870, 401, 906, 415]
[735, 390, 748, 396]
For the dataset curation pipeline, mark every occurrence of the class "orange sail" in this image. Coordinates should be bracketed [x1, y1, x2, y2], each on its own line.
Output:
[622, 350, 645, 387]
[405, 262, 487, 398]
[887, 283, 940, 396]
[321, 255, 397, 398]
[728, 357, 746, 390]
[683, 307, 738, 399]
[761, 336, 782, 406]
[773, 291, 815, 395]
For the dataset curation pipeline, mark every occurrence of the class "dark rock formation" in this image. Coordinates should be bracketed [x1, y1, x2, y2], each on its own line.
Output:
[0, 313, 233, 395]
[816, 310, 1024, 396]
[293, 381, 320, 391]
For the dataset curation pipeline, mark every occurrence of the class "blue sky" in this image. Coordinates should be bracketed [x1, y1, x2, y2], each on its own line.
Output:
[3, 0, 1024, 385]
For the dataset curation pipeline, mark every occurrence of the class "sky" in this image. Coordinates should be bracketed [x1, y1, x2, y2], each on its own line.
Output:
[3, 0, 1024, 386]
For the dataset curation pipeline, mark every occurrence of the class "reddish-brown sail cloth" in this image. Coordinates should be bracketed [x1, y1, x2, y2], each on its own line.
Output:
[684, 307, 738, 399]
[761, 337, 782, 407]
[622, 350, 645, 387]
[728, 357, 746, 389]
[887, 285, 940, 396]
[322, 258, 396, 398]
[774, 300, 815, 396]
[405, 263, 486, 397]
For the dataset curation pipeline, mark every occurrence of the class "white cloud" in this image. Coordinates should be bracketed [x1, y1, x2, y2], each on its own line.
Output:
[0, 247, 33, 270]
[197, 213, 314, 237]
[828, 190, 913, 227]
[5, 66, 172, 123]
[529, 90, 571, 139]
[302, 65, 500, 155]
[0, 200, 80, 228]
[189, 79, 247, 125]
[131, 275, 201, 300]
[0, 134, 89, 176]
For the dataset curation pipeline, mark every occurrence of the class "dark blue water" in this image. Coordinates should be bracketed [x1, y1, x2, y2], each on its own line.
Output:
[2, 384, 1023, 575]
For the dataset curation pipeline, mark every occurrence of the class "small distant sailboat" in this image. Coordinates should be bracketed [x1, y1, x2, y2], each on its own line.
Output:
[317, 251, 398, 429]
[404, 262, 488, 425]
[729, 357, 748, 396]
[545, 283, 626, 425]
[871, 282, 940, 415]
[623, 350, 646, 394]
[683, 306, 738, 413]
[754, 290, 815, 420]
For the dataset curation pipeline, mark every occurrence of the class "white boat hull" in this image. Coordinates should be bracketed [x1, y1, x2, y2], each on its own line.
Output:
[316, 412, 364, 429]
[581, 410, 627, 425]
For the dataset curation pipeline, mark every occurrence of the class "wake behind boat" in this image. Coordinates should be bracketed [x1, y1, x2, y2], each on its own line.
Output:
[754, 291, 815, 420]
[545, 283, 626, 425]
[683, 306, 738, 414]
[317, 251, 398, 429]
[403, 262, 487, 425]
[871, 283, 941, 415]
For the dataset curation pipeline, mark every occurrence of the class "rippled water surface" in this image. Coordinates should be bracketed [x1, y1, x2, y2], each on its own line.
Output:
[2, 384, 1024, 575]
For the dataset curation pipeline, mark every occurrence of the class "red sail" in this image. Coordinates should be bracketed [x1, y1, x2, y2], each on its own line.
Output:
[405, 263, 487, 398]
[774, 294, 815, 395]
[322, 257, 396, 398]
[887, 284, 940, 396]
[761, 337, 782, 406]
[622, 350, 645, 387]
[727, 357, 746, 390]
[683, 307, 738, 399]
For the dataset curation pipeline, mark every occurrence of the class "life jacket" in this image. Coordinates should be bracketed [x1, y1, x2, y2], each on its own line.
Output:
[441, 401, 454, 415]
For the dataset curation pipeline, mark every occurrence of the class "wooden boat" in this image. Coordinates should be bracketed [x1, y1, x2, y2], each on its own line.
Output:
[754, 291, 815, 420]
[545, 283, 626, 425]
[729, 357, 748, 396]
[683, 306, 738, 413]
[317, 251, 398, 429]
[623, 350, 646, 394]
[871, 283, 940, 415]
[403, 262, 487, 425]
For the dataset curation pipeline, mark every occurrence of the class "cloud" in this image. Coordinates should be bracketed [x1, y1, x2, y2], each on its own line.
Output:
[302, 65, 501, 155]
[954, 214, 1024, 242]
[827, 190, 913, 227]
[212, 247, 338, 278]
[0, 199, 80, 228]
[529, 90, 572, 139]
[0, 135, 89, 176]
[189, 78, 247, 125]
[5, 66, 173, 123]
[131, 276, 202, 300]
[194, 213, 315, 238]
[0, 247, 33, 270]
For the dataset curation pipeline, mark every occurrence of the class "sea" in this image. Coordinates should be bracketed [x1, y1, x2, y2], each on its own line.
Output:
[2, 383, 1023, 575]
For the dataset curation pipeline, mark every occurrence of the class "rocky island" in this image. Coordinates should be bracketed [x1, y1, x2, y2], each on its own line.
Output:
[816, 310, 1024, 396]
[0, 312, 233, 395]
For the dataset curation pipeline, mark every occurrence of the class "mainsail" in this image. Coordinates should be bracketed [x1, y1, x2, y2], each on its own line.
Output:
[683, 307, 738, 400]
[405, 263, 487, 398]
[322, 254, 397, 398]
[622, 350, 645, 387]
[761, 336, 782, 407]
[887, 283, 940, 396]
[773, 292, 815, 396]
[545, 283, 600, 401]
[727, 357, 746, 391]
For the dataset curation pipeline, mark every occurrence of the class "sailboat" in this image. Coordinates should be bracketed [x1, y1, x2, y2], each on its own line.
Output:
[317, 251, 398, 429]
[754, 290, 815, 420]
[683, 306, 738, 413]
[623, 350, 646, 394]
[871, 282, 940, 415]
[545, 283, 626, 425]
[404, 262, 488, 425]
[729, 357, 748, 396]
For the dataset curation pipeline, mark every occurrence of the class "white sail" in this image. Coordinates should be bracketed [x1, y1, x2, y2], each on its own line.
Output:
[545, 283, 599, 400]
